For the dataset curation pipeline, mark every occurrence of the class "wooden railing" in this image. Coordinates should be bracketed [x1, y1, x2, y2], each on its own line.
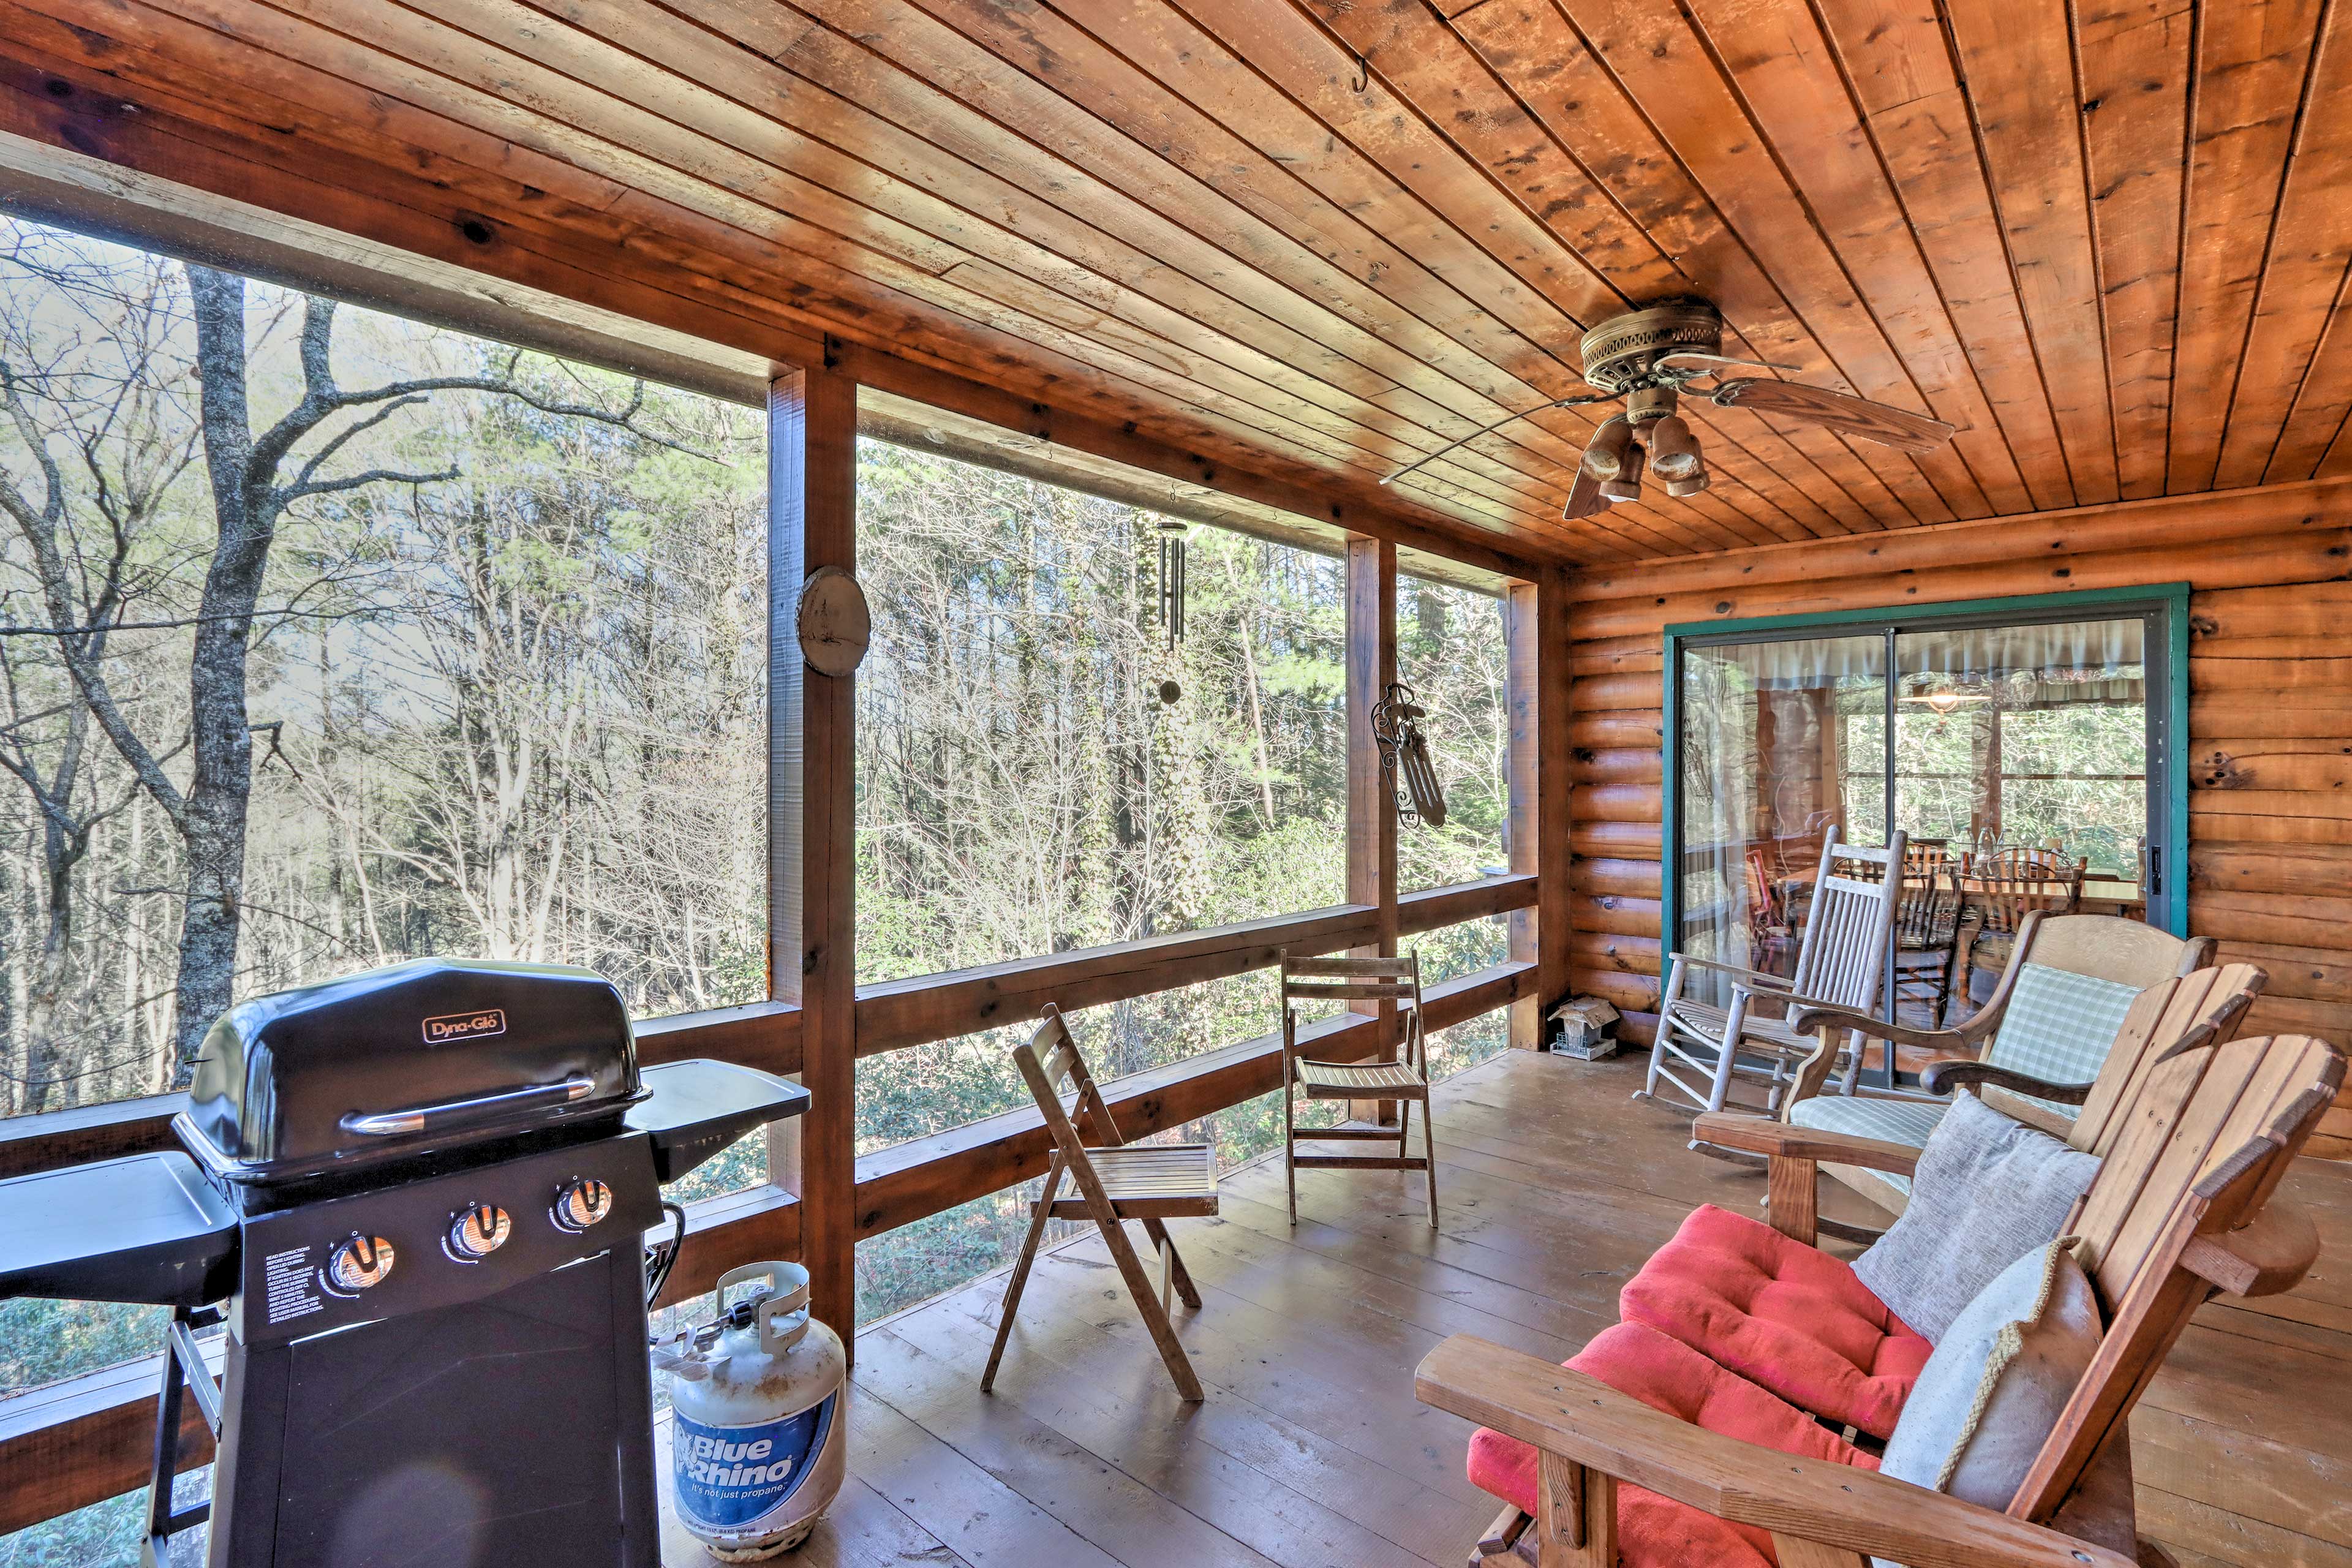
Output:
[0, 875, 1534, 1536]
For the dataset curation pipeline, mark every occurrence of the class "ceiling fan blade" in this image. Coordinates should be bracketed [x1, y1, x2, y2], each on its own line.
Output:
[1708, 378, 1956, 454]
[1562, 462, 1611, 521]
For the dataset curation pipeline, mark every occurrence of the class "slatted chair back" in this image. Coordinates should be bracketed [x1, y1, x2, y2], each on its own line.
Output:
[2005, 963, 2337, 1523]
[1973, 848, 2089, 937]
[1783, 826, 1907, 1013]
[1278, 953, 1426, 1074]
[1014, 1003, 1127, 1159]
[1891, 862, 1963, 952]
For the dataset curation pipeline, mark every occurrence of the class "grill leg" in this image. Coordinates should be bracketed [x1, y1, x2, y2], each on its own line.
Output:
[141, 1306, 220, 1568]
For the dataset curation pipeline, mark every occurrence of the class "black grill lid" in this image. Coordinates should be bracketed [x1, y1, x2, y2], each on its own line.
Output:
[181, 958, 644, 1185]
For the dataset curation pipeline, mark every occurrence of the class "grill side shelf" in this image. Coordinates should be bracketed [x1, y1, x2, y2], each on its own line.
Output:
[0, 1152, 238, 1308]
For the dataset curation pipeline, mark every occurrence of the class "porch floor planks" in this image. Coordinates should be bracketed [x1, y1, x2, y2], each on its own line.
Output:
[649, 1049, 2351, 1567]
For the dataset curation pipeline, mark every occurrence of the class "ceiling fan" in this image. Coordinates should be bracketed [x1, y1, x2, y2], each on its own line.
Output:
[1380, 298, 1957, 519]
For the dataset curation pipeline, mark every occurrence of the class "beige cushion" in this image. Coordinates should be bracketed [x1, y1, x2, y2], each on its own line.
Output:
[1869, 1240, 2103, 1568]
[1850, 1092, 2098, 1343]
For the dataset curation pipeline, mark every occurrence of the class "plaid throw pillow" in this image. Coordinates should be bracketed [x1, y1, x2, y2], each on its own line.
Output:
[1984, 965, 2144, 1117]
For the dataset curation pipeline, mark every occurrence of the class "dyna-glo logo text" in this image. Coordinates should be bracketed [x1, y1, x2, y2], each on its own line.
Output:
[421, 1008, 507, 1044]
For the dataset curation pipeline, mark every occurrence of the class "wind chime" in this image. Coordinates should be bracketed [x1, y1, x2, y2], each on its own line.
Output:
[1371, 682, 1447, 828]
[1155, 517, 1188, 705]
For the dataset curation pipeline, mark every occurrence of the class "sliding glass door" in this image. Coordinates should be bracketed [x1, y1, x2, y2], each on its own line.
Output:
[1665, 589, 2187, 1046]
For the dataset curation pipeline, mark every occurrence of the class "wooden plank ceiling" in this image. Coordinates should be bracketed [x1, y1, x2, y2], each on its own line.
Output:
[4, 0, 2350, 567]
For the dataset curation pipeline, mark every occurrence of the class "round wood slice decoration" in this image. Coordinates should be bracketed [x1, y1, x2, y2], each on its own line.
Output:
[797, 565, 870, 677]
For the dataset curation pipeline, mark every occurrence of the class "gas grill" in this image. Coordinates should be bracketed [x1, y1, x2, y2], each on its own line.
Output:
[0, 957, 808, 1568]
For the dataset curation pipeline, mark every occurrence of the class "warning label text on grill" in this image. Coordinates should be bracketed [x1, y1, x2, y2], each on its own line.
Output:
[264, 1246, 323, 1325]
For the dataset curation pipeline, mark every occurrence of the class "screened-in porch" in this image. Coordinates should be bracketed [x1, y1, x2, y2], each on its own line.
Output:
[1, 1, 2349, 1566]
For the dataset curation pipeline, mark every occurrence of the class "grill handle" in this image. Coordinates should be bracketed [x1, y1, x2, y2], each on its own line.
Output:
[338, 1074, 598, 1137]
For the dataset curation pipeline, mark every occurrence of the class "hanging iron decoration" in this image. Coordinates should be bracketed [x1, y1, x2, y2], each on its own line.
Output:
[1155, 517, 1188, 651]
[1370, 682, 1447, 829]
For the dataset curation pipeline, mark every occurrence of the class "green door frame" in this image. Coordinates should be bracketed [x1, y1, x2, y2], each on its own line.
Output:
[1659, 582, 2192, 1008]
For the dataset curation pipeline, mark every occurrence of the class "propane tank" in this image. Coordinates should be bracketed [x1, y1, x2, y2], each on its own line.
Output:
[654, 1261, 847, 1559]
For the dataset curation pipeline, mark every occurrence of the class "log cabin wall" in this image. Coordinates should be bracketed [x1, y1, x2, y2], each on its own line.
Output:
[1562, 483, 2352, 1158]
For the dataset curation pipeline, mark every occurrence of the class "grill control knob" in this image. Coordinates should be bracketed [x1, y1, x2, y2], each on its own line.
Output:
[551, 1177, 613, 1234]
[325, 1234, 396, 1292]
[446, 1204, 511, 1261]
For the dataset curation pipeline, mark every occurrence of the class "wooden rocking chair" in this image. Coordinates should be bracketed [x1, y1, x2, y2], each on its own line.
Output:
[1643, 826, 1907, 1122]
[1420, 962, 2341, 1568]
[982, 1005, 1219, 1401]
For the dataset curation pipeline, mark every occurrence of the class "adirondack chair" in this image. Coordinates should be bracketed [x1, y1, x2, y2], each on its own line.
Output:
[1777, 912, 2220, 1231]
[1643, 826, 1907, 1121]
[1422, 963, 2340, 1568]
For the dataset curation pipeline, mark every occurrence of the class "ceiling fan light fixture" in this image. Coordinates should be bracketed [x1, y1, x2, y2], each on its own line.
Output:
[1581, 415, 1635, 481]
[1663, 469, 1710, 497]
[1597, 441, 1645, 503]
[1645, 414, 1702, 481]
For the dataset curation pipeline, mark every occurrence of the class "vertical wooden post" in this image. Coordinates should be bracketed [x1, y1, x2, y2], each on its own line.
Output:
[1507, 570, 1574, 1049]
[767, 364, 858, 1350]
[1346, 538, 1398, 1121]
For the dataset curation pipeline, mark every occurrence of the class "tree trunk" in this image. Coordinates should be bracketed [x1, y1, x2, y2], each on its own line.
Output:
[173, 265, 271, 1077]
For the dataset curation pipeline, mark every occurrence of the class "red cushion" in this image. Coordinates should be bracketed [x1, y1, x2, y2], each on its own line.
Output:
[1619, 1204, 1929, 1439]
[1465, 1322, 1876, 1568]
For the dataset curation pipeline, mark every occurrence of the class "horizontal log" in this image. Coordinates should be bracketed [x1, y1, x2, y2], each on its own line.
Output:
[2190, 790, 2352, 820]
[853, 959, 1530, 1237]
[1577, 968, 1664, 1012]
[2190, 657, 2352, 693]
[2190, 891, 2352, 947]
[2187, 810, 2352, 846]
[1575, 529, 2352, 641]
[1617, 1009, 1659, 1047]
[1580, 783, 1663, 823]
[2242, 993, 2352, 1040]
[1572, 892, 1665, 937]
[853, 903, 1377, 1057]
[1568, 930, 1663, 973]
[2214, 943, 2352, 1004]
[1398, 873, 1539, 935]
[2190, 698, 2352, 737]
[2309, 1129, 2352, 1161]
[1571, 747, 1663, 786]
[0, 1000, 801, 1179]
[1573, 821, 1663, 857]
[1570, 710, 1664, 751]
[2190, 581, 2352, 642]
[1569, 636, 1663, 677]
[1570, 480, 2352, 604]
[1569, 672, 1662, 712]
[1571, 858, 1664, 897]
[2190, 741, 2352, 793]
[2188, 842, 2352, 900]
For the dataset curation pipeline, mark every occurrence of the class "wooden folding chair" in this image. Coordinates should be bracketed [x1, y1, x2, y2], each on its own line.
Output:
[982, 1004, 1219, 1401]
[1280, 952, 1438, 1229]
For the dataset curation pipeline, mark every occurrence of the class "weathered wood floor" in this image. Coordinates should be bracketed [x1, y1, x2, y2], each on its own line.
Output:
[659, 1049, 2352, 1568]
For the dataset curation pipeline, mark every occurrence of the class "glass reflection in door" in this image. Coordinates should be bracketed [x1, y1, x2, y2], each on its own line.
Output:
[1676, 634, 1889, 1006]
